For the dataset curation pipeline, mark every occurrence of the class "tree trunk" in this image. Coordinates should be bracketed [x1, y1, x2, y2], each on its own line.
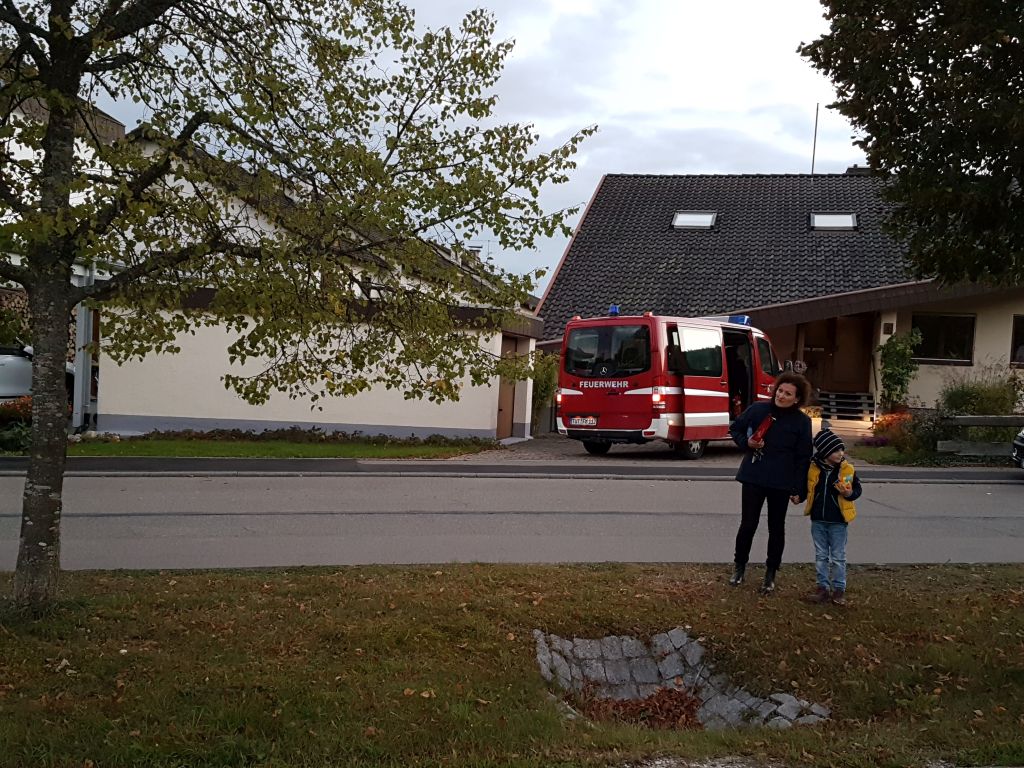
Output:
[13, 281, 72, 609]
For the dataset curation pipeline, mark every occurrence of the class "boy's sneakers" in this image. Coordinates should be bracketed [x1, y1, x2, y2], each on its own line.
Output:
[759, 567, 777, 595]
[831, 589, 847, 607]
[803, 586, 830, 604]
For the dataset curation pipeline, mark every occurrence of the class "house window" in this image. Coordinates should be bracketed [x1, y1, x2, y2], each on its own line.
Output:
[1011, 315, 1024, 367]
[911, 313, 975, 365]
[672, 210, 716, 229]
[810, 212, 857, 230]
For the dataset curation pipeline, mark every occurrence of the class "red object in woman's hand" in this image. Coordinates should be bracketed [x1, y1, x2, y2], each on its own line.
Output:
[751, 414, 775, 443]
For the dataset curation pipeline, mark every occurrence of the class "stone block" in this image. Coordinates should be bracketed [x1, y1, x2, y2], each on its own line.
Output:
[769, 692, 801, 707]
[608, 683, 639, 700]
[630, 657, 661, 684]
[549, 635, 572, 656]
[734, 688, 760, 708]
[756, 700, 777, 719]
[667, 627, 689, 648]
[699, 694, 749, 726]
[620, 635, 648, 657]
[637, 684, 662, 699]
[657, 652, 685, 679]
[534, 630, 552, 682]
[777, 701, 803, 721]
[707, 673, 730, 692]
[604, 658, 631, 685]
[551, 652, 571, 690]
[650, 632, 674, 659]
[573, 638, 602, 660]
[810, 703, 831, 718]
[683, 642, 705, 667]
[581, 658, 606, 683]
[600, 635, 623, 659]
[767, 716, 793, 730]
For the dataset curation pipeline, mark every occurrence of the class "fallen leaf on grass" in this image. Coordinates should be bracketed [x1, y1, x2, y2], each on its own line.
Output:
[420, 689, 436, 699]
[403, 688, 415, 697]
[364, 726, 380, 737]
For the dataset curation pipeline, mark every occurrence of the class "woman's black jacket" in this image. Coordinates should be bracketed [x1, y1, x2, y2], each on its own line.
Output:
[729, 401, 812, 495]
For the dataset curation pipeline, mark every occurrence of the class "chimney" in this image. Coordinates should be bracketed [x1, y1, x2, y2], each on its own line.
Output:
[845, 164, 871, 176]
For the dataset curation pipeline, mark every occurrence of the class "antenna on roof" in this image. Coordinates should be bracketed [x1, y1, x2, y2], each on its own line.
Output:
[810, 103, 819, 176]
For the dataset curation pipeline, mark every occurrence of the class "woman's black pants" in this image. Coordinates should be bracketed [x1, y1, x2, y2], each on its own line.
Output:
[734, 482, 789, 570]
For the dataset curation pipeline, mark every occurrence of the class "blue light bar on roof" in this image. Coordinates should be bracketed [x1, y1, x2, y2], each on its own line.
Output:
[608, 304, 620, 316]
[728, 314, 752, 326]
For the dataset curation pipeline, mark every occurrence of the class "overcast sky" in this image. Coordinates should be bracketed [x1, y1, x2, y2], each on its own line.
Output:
[413, 0, 866, 293]
[96, 0, 865, 295]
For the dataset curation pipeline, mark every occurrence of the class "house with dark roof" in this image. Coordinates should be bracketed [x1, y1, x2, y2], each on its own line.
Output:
[536, 168, 1024, 422]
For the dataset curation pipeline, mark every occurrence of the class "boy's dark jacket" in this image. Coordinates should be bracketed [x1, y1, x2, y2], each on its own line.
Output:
[729, 401, 812, 495]
[803, 459, 861, 523]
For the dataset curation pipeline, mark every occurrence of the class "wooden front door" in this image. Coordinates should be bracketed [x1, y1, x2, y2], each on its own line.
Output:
[826, 314, 873, 392]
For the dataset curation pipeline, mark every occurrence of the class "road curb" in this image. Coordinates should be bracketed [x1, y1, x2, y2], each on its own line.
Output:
[1, 470, 1021, 484]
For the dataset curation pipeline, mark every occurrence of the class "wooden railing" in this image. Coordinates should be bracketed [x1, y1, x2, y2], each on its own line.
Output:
[936, 415, 1024, 456]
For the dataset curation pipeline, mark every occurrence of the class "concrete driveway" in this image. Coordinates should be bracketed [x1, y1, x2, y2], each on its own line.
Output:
[454, 432, 746, 466]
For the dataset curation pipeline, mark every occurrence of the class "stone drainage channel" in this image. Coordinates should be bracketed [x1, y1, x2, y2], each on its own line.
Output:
[534, 627, 830, 731]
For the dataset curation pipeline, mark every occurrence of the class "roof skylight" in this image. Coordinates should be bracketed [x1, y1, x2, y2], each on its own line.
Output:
[672, 210, 716, 229]
[810, 212, 857, 230]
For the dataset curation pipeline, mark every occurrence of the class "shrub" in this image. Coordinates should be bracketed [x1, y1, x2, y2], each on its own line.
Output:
[938, 365, 1023, 442]
[529, 350, 559, 433]
[0, 396, 31, 426]
[0, 421, 30, 452]
[877, 329, 922, 412]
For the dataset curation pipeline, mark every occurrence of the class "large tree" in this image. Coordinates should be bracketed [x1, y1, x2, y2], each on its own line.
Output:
[800, 0, 1024, 284]
[0, 0, 593, 609]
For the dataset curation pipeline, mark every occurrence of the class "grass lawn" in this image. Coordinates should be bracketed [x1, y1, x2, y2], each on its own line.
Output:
[848, 444, 1016, 468]
[1, 564, 1022, 767]
[65, 439, 494, 459]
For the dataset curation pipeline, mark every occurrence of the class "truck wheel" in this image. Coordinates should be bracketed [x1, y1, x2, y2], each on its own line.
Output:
[675, 440, 706, 460]
[583, 440, 611, 456]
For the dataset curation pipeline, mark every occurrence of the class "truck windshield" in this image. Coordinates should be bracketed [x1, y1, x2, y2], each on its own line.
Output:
[565, 324, 651, 377]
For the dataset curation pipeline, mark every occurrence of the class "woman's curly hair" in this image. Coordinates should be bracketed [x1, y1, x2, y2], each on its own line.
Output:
[773, 371, 811, 407]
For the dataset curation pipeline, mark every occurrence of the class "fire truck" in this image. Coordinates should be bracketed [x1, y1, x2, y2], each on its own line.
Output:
[554, 309, 781, 458]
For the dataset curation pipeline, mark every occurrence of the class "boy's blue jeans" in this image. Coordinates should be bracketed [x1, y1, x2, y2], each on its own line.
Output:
[811, 520, 848, 591]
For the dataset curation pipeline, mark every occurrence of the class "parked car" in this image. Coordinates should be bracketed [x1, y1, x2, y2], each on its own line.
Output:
[0, 344, 75, 402]
[1013, 426, 1024, 469]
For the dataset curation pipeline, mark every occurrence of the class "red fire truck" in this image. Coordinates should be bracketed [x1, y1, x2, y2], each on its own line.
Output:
[555, 310, 781, 458]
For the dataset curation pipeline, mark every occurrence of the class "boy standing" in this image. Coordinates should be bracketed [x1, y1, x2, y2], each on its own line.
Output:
[800, 430, 861, 606]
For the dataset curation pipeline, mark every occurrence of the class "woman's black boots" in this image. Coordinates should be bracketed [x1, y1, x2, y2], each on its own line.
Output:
[760, 567, 778, 595]
[728, 564, 745, 586]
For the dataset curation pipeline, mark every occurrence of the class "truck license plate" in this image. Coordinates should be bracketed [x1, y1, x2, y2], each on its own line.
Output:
[569, 415, 598, 427]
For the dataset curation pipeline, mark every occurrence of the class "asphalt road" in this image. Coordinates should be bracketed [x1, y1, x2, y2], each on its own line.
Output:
[2, 472, 1022, 569]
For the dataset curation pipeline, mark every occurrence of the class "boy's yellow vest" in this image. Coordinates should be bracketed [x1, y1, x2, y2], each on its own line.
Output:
[803, 459, 857, 523]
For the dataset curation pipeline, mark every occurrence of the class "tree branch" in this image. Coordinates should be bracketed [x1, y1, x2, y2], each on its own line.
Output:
[73, 109, 211, 242]
[0, 258, 28, 286]
[92, 0, 184, 44]
[0, 1, 50, 66]
[69, 244, 199, 304]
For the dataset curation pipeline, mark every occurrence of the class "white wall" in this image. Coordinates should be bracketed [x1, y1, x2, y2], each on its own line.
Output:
[97, 320, 522, 438]
[896, 288, 1024, 408]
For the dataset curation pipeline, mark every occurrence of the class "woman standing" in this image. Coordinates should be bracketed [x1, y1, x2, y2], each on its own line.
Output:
[727, 371, 812, 594]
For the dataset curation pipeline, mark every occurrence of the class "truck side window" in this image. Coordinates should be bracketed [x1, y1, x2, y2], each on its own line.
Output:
[756, 337, 779, 376]
[681, 328, 723, 377]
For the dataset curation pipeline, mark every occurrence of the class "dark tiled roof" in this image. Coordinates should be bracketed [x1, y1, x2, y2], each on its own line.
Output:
[537, 173, 912, 341]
